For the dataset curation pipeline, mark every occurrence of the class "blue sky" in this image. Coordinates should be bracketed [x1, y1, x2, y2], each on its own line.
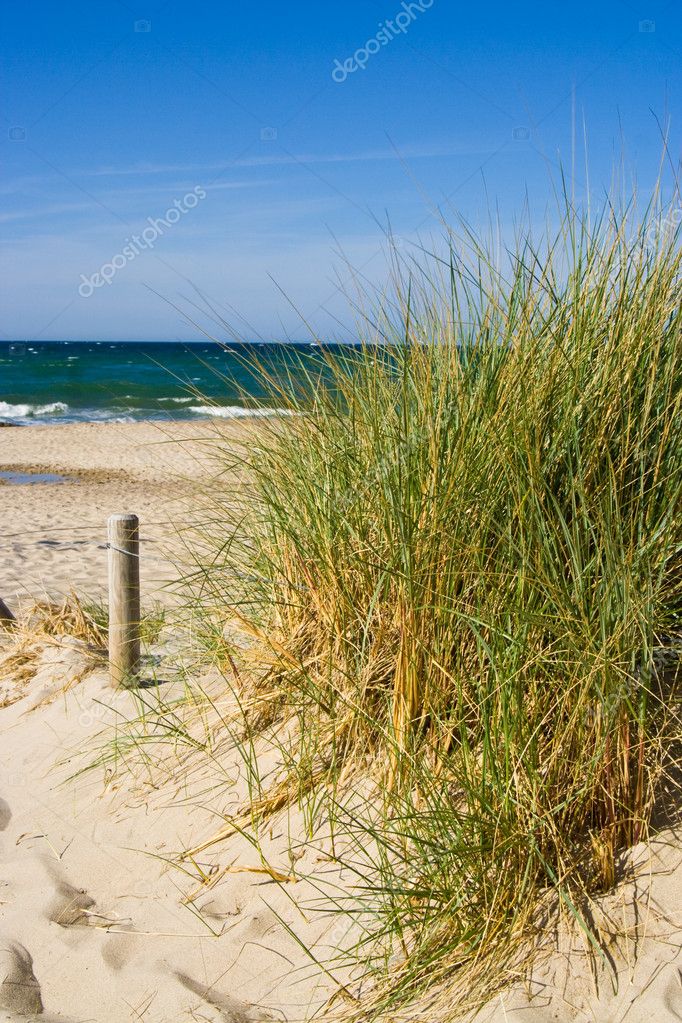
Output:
[1, 0, 680, 341]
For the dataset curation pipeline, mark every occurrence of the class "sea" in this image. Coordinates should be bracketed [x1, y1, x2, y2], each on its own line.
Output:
[0, 340, 339, 425]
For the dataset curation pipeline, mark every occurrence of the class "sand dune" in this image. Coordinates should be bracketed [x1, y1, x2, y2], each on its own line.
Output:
[1, 423, 681, 1022]
[0, 599, 680, 1022]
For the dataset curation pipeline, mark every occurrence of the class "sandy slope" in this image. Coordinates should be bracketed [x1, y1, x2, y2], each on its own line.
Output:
[476, 835, 682, 1022]
[0, 620, 680, 1023]
[1, 422, 681, 1022]
[0, 632, 355, 1023]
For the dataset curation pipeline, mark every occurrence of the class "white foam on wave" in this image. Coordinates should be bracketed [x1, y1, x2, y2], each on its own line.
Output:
[0, 401, 69, 419]
[189, 405, 292, 419]
[68, 410, 136, 424]
[0, 399, 289, 425]
[0, 402, 135, 425]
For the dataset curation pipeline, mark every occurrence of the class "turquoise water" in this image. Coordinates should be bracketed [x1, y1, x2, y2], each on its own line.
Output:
[0, 341, 339, 424]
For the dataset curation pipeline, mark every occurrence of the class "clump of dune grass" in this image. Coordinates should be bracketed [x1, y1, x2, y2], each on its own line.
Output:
[0, 593, 108, 651]
[187, 193, 682, 1017]
[27, 594, 109, 648]
[0, 594, 109, 706]
[79, 597, 167, 648]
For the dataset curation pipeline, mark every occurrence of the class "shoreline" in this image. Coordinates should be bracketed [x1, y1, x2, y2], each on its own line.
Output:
[0, 408, 290, 428]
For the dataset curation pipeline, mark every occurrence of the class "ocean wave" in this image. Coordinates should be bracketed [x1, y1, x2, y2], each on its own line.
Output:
[0, 398, 292, 425]
[189, 405, 292, 419]
[0, 401, 69, 419]
[0, 402, 137, 425]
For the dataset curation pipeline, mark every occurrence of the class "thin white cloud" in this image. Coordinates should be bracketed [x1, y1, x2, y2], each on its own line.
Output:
[0, 201, 97, 224]
[0, 179, 282, 225]
[85, 143, 492, 178]
[94, 178, 279, 199]
[0, 143, 489, 210]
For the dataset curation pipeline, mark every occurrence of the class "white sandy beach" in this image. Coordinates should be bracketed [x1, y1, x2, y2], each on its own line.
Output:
[0, 422, 681, 1022]
[0, 421, 236, 604]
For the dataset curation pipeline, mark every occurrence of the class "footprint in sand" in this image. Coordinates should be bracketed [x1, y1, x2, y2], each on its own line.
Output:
[0, 798, 11, 832]
[175, 971, 275, 1023]
[46, 881, 96, 927]
[101, 933, 135, 972]
[0, 941, 43, 1015]
[661, 965, 682, 1019]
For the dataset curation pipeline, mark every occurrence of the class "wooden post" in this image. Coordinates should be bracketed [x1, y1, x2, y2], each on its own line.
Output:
[0, 597, 16, 629]
[108, 514, 141, 688]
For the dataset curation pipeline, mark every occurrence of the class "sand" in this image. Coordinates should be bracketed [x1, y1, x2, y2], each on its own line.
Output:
[0, 422, 357, 1022]
[0, 628, 354, 1022]
[0, 420, 237, 604]
[1, 422, 681, 1022]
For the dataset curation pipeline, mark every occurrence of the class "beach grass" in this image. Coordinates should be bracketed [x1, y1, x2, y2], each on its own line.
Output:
[171, 193, 682, 1017]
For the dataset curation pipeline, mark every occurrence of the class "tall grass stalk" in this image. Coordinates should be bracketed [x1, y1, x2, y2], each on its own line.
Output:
[191, 195, 682, 1017]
